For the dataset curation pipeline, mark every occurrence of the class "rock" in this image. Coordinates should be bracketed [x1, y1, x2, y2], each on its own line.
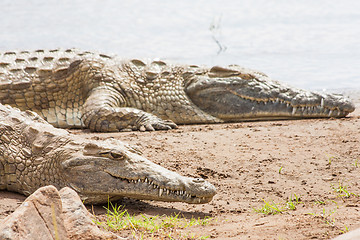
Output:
[0, 185, 124, 240]
[59, 187, 122, 240]
[0, 185, 67, 240]
[333, 227, 360, 240]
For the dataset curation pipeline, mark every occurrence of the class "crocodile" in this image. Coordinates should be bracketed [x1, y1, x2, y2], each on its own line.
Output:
[0, 103, 216, 204]
[0, 49, 355, 132]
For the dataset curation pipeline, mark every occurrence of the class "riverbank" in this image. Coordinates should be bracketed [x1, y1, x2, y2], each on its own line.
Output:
[1, 99, 359, 239]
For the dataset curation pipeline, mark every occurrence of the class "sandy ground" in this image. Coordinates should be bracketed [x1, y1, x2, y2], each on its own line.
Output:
[1, 103, 359, 239]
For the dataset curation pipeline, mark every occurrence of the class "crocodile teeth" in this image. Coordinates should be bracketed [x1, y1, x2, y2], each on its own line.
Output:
[321, 98, 324, 108]
[117, 176, 202, 200]
[292, 107, 297, 115]
[328, 110, 333, 116]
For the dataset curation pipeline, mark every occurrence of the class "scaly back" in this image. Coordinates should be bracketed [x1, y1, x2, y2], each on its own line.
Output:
[0, 49, 114, 128]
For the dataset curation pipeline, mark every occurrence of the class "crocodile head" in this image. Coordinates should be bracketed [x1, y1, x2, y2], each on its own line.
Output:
[185, 66, 355, 121]
[60, 139, 216, 204]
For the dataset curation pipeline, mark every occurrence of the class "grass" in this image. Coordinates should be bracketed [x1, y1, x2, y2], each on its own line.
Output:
[94, 201, 215, 239]
[314, 199, 326, 205]
[305, 181, 359, 235]
[307, 208, 349, 234]
[327, 156, 334, 166]
[331, 182, 359, 198]
[254, 194, 301, 215]
[307, 208, 337, 226]
[354, 159, 359, 168]
[286, 194, 301, 210]
[325, 155, 359, 169]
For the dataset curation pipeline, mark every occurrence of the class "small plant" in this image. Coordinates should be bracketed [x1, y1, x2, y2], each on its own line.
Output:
[278, 166, 283, 174]
[331, 182, 359, 198]
[307, 208, 349, 234]
[314, 199, 326, 205]
[354, 159, 359, 168]
[340, 225, 349, 234]
[94, 201, 214, 239]
[209, 15, 227, 54]
[307, 208, 337, 226]
[286, 194, 301, 210]
[254, 199, 284, 215]
[325, 154, 337, 168]
[328, 156, 333, 165]
[254, 194, 301, 215]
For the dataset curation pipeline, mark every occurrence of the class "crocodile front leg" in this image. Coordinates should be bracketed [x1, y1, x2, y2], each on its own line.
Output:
[81, 87, 177, 132]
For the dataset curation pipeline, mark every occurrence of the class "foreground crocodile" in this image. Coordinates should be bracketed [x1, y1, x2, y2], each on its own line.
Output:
[0, 49, 355, 132]
[0, 103, 216, 204]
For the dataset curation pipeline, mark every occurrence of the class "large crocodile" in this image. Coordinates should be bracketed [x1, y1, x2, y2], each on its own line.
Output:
[0, 49, 355, 132]
[0, 103, 216, 204]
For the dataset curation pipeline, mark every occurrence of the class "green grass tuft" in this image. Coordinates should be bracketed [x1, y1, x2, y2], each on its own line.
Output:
[354, 159, 359, 168]
[331, 182, 359, 198]
[254, 194, 301, 215]
[307, 208, 337, 226]
[307, 208, 349, 234]
[94, 201, 215, 239]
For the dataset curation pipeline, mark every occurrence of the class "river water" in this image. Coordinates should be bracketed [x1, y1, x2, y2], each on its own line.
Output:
[1, 0, 359, 92]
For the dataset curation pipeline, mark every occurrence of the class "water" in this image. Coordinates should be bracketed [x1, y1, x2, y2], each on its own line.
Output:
[1, 0, 359, 91]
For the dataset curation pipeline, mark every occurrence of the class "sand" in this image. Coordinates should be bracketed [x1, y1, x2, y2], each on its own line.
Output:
[1, 105, 359, 239]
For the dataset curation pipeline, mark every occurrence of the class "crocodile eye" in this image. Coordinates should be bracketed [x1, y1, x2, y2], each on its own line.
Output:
[110, 151, 125, 160]
[98, 151, 111, 156]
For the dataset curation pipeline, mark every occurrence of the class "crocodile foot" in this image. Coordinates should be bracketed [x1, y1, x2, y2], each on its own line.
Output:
[137, 118, 178, 132]
[82, 107, 178, 132]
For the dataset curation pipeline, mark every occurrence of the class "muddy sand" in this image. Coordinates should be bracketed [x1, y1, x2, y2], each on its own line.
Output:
[1, 103, 359, 239]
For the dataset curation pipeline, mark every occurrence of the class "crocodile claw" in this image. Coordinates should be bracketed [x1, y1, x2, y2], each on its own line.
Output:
[138, 119, 178, 132]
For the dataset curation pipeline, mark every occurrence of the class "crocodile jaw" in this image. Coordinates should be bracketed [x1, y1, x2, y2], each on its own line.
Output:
[61, 151, 216, 204]
[186, 76, 355, 121]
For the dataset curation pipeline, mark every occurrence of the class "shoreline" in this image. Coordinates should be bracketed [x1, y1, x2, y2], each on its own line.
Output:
[0, 101, 359, 239]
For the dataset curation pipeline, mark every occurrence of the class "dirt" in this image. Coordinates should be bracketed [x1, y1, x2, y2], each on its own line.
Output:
[1, 106, 359, 239]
